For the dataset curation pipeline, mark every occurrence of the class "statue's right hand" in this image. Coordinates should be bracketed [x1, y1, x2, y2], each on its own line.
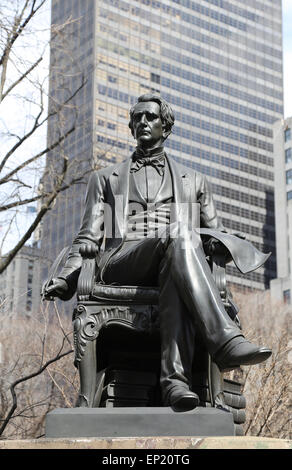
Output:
[43, 278, 69, 300]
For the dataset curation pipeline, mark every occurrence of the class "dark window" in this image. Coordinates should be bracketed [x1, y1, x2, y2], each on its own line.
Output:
[285, 128, 291, 142]
[151, 73, 160, 84]
[108, 75, 117, 83]
[283, 289, 291, 304]
[285, 148, 292, 163]
[286, 169, 292, 185]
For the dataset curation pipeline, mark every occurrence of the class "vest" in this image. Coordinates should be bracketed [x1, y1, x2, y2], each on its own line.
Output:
[126, 159, 173, 240]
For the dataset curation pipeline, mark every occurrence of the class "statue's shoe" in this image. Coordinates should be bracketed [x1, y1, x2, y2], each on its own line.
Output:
[166, 386, 199, 411]
[214, 336, 272, 372]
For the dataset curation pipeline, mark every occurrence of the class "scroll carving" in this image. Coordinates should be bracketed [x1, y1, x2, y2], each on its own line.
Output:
[73, 303, 156, 364]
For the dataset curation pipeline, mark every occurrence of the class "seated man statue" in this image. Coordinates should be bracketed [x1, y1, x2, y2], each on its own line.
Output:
[45, 94, 272, 411]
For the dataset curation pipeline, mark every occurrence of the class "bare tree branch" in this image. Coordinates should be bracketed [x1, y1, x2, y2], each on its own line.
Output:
[228, 291, 292, 439]
[0, 347, 73, 437]
[0, 195, 42, 212]
[0, 75, 85, 174]
[0, 162, 92, 273]
[0, 0, 99, 275]
[0, 123, 76, 186]
[0, 0, 40, 96]
[0, 163, 67, 273]
[0, 57, 42, 103]
[0, 212, 17, 255]
[45, 368, 73, 408]
[0, 0, 46, 68]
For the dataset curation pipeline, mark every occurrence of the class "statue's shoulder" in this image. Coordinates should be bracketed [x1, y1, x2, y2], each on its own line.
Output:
[167, 155, 201, 179]
[92, 159, 129, 179]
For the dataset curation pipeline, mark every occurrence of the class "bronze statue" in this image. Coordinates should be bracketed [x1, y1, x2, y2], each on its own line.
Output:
[44, 94, 272, 411]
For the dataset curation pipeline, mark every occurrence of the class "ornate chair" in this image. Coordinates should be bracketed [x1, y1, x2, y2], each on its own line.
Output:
[42, 241, 247, 435]
[59, 244, 247, 436]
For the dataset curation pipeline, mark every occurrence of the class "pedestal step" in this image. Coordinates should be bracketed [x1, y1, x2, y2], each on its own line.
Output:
[45, 407, 235, 438]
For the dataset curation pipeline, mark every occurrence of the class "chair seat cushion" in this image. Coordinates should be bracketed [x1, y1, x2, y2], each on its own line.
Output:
[91, 283, 159, 304]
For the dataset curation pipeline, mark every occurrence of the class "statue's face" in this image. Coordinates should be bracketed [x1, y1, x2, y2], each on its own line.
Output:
[131, 101, 164, 148]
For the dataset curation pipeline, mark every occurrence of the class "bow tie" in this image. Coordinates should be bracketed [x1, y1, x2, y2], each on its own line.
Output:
[131, 151, 165, 176]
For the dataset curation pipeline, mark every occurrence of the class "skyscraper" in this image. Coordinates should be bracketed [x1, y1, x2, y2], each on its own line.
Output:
[270, 117, 292, 303]
[42, 0, 283, 291]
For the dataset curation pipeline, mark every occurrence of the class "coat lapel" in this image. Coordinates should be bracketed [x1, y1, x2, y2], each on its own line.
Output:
[109, 157, 132, 240]
[167, 155, 191, 223]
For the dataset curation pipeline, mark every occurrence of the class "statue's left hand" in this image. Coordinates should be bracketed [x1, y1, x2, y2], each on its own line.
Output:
[42, 277, 69, 300]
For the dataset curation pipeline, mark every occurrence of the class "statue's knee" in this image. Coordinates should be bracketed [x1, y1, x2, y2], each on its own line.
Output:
[159, 223, 202, 253]
[156, 222, 179, 247]
[166, 223, 200, 248]
[181, 232, 203, 256]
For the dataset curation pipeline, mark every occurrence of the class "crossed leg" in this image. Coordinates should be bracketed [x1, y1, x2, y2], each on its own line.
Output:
[102, 223, 242, 401]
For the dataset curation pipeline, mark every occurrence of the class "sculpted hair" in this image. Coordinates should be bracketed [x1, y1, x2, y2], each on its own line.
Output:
[129, 94, 175, 138]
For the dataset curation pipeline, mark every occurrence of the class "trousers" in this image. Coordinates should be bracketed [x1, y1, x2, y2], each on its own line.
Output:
[102, 223, 242, 397]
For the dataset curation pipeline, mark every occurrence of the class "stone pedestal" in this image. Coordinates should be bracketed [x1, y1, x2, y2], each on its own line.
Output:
[45, 407, 235, 438]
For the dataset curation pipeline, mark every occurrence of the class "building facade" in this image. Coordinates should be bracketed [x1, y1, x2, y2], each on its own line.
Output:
[0, 245, 41, 316]
[42, 0, 284, 291]
[270, 117, 292, 303]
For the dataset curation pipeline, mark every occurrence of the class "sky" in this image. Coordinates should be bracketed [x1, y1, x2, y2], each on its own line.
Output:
[283, 0, 292, 117]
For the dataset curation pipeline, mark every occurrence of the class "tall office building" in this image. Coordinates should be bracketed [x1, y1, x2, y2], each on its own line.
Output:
[270, 117, 292, 303]
[42, 0, 283, 291]
[0, 245, 41, 316]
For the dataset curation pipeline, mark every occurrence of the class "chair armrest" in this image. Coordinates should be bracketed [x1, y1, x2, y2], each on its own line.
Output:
[210, 253, 227, 300]
[77, 244, 99, 301]
[210, 253, 240, 324]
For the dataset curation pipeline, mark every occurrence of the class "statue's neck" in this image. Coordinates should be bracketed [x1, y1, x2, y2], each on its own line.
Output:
[135, 145, 165, 158]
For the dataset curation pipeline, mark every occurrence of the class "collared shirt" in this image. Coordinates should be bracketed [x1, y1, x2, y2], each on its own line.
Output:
[126, 148, 173, 240]
[130, 147, 165, 202]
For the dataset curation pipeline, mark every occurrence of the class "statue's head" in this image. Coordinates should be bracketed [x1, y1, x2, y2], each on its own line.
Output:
[129, 94, 175, 149]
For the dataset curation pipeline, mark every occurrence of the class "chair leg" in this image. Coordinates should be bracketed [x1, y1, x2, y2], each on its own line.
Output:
[76, 339, 97, 407]
[208, 355, 225, 407]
